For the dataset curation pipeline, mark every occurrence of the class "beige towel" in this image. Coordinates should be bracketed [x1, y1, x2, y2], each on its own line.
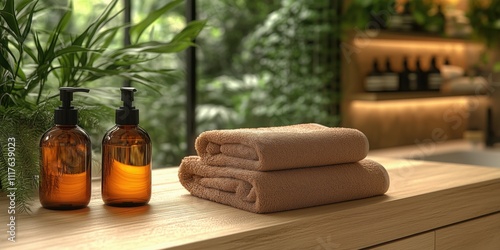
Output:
[178, 156, 390, 213]
[195, 123, 369, 171]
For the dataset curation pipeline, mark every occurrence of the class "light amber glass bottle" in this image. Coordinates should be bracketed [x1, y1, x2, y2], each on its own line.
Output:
[39, 88, 91, 210]
[102, 87, 152, 206]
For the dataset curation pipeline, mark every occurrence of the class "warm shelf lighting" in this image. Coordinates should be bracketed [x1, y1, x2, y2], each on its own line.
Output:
[350, 96, 469, 111]
[353, 38, 466, 54]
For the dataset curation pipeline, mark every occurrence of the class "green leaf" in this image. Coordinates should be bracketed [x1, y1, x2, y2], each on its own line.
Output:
[113, 41, 194, 56]
[16, 66, 26, 81]
[0, 51, 13, 72]
[45, 3, 72, 54]
[21, 0, 37, 40]
[32, 32, 44, 66]
[89, 10, 123, 48]
[55, 45, 100, 57]
[0, 0, 21, 38]
[130, 0, 183, 44]
[76, 66, 122, 76]
[72, 28, 89, 47]
[22, 42, 38, 63]
[93, 26, 121, 52]
[171, 20, 207, 43]
[85, 0, 120, 48]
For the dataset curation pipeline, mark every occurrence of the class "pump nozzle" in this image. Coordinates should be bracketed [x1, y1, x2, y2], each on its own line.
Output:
[120, 87, 137, 108]
[116, 87, 139, 125]
[54, 87, 90, 125]
[59, 87, 90, 108]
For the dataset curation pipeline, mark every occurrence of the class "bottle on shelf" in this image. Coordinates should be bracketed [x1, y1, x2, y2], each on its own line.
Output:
[399, 57, 418, 91]
[365, 59, 384, 92]
[435, 4, 446, 35]
[427, 56, 442, 91]
[426, 4, 446, 34]
[387, 1, 413, 31]
[401, 1, 415, 31]
[383, 58, 399, 91]
[416, 57, 428, 91]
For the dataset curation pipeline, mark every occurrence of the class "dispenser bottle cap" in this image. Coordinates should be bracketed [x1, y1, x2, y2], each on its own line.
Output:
[54, 87, 90, 125]
[116, 87, 139, 125]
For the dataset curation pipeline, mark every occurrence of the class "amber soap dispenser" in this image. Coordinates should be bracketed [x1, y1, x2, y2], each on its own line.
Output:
[39, 87, 91, 210]
[102, 87, 152, 206]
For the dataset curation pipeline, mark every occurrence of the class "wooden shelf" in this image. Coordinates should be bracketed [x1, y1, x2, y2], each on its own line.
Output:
[351, 91, 483, 101]
[353, 30, 476, 44]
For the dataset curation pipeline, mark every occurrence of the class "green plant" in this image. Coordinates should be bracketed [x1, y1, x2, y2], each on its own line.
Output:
[467, 0, 500, 72]
[0, 0, 205, 212]
[197, 0, 281, 79]
[238, 0, 340, 127]
[195, 0, 341, 132]
[411, 0, 444, 33]
[193, 0, 270, 132]
[343, 0, 447, 35]
[468, 0, 500, 48]
[341, 0, 395, 31]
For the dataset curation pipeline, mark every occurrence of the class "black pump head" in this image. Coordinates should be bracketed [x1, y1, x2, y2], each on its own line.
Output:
[121, 87, 136, 108]
[54, 87, 90, 125]
[116, 87, 139, 125]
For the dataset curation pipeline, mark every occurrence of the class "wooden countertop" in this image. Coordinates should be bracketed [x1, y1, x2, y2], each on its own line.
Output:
[2, 157, 500, 249]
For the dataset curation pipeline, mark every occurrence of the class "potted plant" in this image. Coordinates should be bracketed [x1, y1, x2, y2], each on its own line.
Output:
[0, 0, 205, 212]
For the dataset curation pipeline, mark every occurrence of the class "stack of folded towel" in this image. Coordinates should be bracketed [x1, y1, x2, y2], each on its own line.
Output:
[178, 123, 390, 213]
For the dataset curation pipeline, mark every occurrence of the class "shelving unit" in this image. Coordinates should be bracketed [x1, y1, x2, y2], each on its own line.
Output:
[349, 30, 488, 102]
[348, 29, 483, 100]
[352, 91, 485, 101]
[356, 30, 476, 44]
[342, 30, 482, 95]
[341, 26, 487, 149]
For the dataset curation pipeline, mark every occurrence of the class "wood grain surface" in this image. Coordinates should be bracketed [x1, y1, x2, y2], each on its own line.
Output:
[368, 232, 435, 250]
[1, 157, 500, 249]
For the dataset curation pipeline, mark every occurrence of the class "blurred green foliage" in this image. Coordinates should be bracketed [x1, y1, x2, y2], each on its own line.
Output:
[140, 0, 342, 167]
[467, 0, 500, 72]
[342, 0, 395, 30]
[195, 0, 341, 131]
[342, 0, 446, 35]
[238, 0, 341, 127]
[468, 0, 500, 48]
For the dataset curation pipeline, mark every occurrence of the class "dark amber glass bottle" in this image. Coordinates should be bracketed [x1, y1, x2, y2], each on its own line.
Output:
[102, 87, 152, 206]
[39, 88, 91, 210]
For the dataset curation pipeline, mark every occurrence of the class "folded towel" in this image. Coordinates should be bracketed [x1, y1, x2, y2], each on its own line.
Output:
[195, 123, 369, 171]
[178, 156, 390, 213]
